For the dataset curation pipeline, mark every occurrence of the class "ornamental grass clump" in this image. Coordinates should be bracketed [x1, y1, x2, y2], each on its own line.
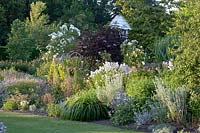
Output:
[154, 77, 187, 124]
[65, 90, 109, 121]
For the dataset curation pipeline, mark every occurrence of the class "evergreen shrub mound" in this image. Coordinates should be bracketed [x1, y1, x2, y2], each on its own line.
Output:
[7, 81, 37, 95]
[3, 98, 18, 111]
[65, 90, 109, 121]
[47, 103, 62, 117]
[126, 71, 155, 103]
[0, 60, 38, 75]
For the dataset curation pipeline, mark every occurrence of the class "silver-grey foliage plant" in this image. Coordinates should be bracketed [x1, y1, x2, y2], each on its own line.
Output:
[0, 122, 6, 133]
[154, 77, 187, 124]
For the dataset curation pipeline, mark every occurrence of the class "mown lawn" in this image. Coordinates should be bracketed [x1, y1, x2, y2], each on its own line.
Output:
[0, 111, 141, 133]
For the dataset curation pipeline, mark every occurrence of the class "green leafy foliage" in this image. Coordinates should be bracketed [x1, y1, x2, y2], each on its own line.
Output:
[48, 57, 89, 101]
[42, 0, 66, 21]
[0, 4, 7, 45]
[154, 78, 187, 124]
[188, 93, 200, 120]
[0, 0, 29, 46]
[47, 103, 62, 117]
[7, 81, 37, 95]
[36, 60, 52, 78]
[110, 92, 136, 126]
[154, 36, 178, 62]
[0, 46, 8, 60]
[7, 19, 37, 61]
[62, 0, 114, 30]
[169, 0, 200, 93]
[26, 1, 56, 53]
[116, 0, 174, 60]
[3, 97, 18, 110]
[62, 0, 95, 30]
[111, 102, 134, 126]
[121, 40, 145, 67]
[0, 60, 39, 75]
[65, 90, 109, 121]
[7, 1, 56, 60]
[126, 71, 155, 103]
[0, 73, 3, 81]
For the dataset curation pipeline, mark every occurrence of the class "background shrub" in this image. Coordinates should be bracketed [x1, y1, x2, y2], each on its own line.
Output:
[65, 90, 109, 121]
[0, 46, 8, 60]
[126, 71, 155, 104]
[121, 40, 145, 67]
[76, 27, 124, 65]
[169, 0, 200, 94]
[7, 81, 37, 95]
[0, 60, 39, 75]
[154, 36, 177, 62]
[7, 19, 38, 61]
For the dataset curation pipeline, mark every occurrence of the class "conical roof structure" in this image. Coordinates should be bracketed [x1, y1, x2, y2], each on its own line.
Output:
[110, 15, 132, 30]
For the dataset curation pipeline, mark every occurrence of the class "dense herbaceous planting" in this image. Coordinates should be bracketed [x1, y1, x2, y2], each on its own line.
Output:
[0, 0, 200, 133]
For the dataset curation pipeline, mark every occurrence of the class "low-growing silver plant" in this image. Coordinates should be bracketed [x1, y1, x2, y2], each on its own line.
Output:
[0, 122, 6, 133]
[134, 109, 153, 126]
[150, 123, 176, 133]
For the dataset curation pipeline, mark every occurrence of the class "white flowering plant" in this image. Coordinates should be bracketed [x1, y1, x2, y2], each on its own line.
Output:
[121, 40, 145, 67]
[29, 104, 37, 112]
[44, 24, 80, 60]
[20, 100, 29, 111]
[162, 60, 174, 70]
[88, 62, 130, 105]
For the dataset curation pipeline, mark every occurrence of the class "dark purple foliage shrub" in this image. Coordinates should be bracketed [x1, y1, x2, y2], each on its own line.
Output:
[76, 27, 124, 65]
